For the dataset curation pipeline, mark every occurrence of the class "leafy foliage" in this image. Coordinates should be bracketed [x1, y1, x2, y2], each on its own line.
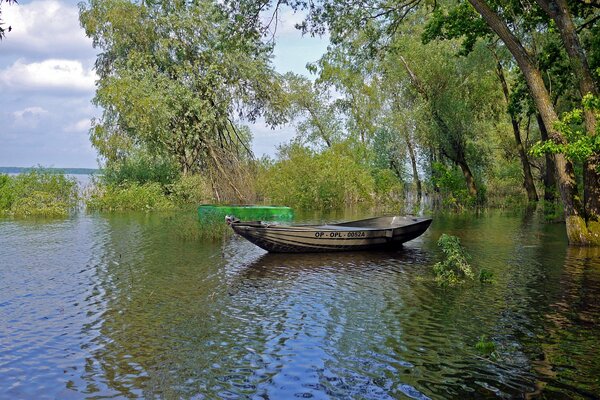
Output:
[478, 268, 494, 284]
[0, 170, 79, 217]
[430, 163, 479, 208]
[531, 96, 600, 166]
[86, 182, 174, 212]
[102, 153, 180, 187]
[475, 335, 498, 359]
[433, 234, 474, 287]
[80, 0, 286, 200]
[257, 142, 388, 210]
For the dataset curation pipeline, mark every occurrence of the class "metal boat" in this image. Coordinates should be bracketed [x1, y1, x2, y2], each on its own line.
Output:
[229, 215, 432, 253]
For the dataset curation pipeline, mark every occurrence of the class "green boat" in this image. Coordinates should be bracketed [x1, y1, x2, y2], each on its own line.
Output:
[197, 205, 294, 223]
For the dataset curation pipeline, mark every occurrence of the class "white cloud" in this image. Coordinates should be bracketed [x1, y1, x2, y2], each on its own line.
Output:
[64, 118, 91, 133]
[1, 0, 95, 60]
[13, 106, 49, 119]
[11, 106, 49, 129]
[0, 59, 97, 93]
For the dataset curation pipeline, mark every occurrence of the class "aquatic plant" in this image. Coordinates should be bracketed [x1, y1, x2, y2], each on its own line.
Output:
[478, 268, 494, 284]
[86, 182, 174, 212]
[0, 170, 78, 217]
[433, 234, 474, 287]
[161, 210, 232, 241]
[475, 335, 498, 359]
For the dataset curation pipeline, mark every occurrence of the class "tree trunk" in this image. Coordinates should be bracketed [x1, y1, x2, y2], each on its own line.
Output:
[537, 114, 557, 202]
[399, 55, 477, 199]
[404, 132, 422, 199]
[536, 0, 600, 223]
[457, 155, 478, 198]
[494, 57, 538, 202]
[468, 0, 599, 244]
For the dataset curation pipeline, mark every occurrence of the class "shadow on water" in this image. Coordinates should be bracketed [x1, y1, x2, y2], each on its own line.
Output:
[1, 209, 599, 399]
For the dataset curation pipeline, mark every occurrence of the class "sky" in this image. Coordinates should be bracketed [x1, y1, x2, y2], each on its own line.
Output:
[0, 0, 328, 168]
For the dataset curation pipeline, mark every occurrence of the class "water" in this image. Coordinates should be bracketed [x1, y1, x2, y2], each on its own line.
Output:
[1, 210, 599, 399]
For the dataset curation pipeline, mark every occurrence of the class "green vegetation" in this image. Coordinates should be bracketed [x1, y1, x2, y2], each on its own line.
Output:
[84, 151, 213, 212]
[257, 143, 402, 210]
[80, 0, 285, 201]
[0, 170, 78, 217]
[73, 0, 600, 245]
[433, 234, 474, 287]
[478, 268, 495, 284]
[475, 335, 498, 359]
[86, 181, 174, 212]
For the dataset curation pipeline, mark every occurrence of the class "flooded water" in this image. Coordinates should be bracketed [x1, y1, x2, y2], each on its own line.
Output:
[1, 210, 599, 399]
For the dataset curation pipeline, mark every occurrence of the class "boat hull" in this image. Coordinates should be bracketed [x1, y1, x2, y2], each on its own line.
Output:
[231, 216, 432, 253]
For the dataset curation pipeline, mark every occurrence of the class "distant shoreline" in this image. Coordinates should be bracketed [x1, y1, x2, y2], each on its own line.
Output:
[0, 167, 99, 175]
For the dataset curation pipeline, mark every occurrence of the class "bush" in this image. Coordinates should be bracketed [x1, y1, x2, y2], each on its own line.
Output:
[103, 154, 180, 187]
[0, 170, 79, 217]
[86, 182, 174, 211]
[373, 168, 404, 204]
[256, 144, 376, 209]
[433, 234, 474, 287]
[430, 162, 485, 208]
[475, 335, 498, 359]
[168, 174, 212, 205]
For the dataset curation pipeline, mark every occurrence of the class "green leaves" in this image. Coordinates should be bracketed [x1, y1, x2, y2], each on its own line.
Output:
[530, 96, 600, 166]
[80, 0, 285, 190]
[433, 233, 474, 287]
[0, 170, 79, 217]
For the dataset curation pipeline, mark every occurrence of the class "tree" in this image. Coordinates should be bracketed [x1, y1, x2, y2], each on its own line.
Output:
[269, 0, 600, 244]
[0, 0, 15, 40]
[80, 0, 286, 200]
[282, 73, 343, 148]
[466, 0, 599, 243]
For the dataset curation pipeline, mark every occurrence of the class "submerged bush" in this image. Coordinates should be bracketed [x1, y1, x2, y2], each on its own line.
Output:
[433, 234, 474, 287]
[86, 182, 174, 211]
[372, 168, 404, 204]
[475, 335, 498, 359]
[0, 170, 78, 217]
[103, 153, 180, 187]
[430, 162, 486, 209]
[257, 144, 381, 209]
[168, 174, 212, 205]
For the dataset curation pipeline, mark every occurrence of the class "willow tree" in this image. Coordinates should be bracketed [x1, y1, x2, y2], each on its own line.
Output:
[282, 72, 344, 149]
[80, 0, 286, 200]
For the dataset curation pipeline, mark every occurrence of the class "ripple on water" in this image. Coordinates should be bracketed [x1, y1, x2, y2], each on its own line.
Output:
[1, 211, 600, 398]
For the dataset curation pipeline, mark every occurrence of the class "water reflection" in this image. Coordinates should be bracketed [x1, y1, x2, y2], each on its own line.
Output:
[1, 210, 599, 398]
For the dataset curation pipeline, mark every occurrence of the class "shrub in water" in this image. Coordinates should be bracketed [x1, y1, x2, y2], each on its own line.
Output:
[433, 234, 474, 287]
[475, 335, 498, 359]
[478, 268, 494, 284]
[0, 170, 78, 217]
[86, 182, 173, 211]
[103, 154, 180, 187]
[168, 174, 212, 205]
[257, 143, 376, 210]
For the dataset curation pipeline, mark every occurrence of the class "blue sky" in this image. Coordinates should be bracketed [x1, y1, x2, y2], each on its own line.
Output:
[0, 0, 328, 168]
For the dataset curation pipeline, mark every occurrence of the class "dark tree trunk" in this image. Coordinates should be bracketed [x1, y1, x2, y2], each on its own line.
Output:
[536, 0, 600, 223]
[494, 57, 538, 202]
[456, 154, 478, 198]
[537, 114, 557, 202]
[468, 0, 599, 244]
